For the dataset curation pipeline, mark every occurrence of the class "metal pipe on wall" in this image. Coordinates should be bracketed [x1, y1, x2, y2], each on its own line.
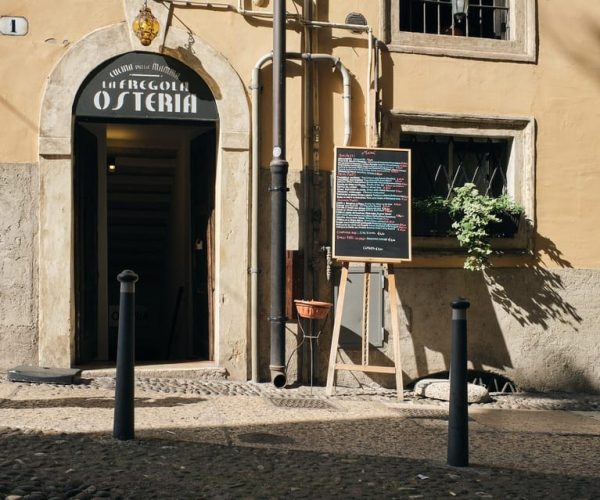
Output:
[250, 51, 352, 383]
[367, 28, 373, 148]
[302, 0, 314, 384]
[269, 0, 288, 388]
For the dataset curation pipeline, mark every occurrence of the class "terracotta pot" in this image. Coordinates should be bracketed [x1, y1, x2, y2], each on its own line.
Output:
[294, 300, 333, 320]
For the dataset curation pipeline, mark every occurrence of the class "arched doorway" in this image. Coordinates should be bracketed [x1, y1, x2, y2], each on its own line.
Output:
[38, 23, 251, 379]
[73, 52, 218, 365]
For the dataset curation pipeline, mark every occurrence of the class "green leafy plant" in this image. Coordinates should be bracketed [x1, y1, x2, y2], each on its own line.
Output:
[448, 183, 524, 271]
[413, 196, 448, 216]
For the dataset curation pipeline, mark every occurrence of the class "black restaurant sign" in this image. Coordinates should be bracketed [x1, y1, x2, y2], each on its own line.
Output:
[75, 52, 218, 121]
[333, 147, 411, 263]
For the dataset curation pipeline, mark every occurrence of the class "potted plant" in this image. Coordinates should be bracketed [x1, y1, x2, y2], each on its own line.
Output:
[412, 196, 453, 237]
[448, 183, 525, 271]
[485, 193, 524, 238]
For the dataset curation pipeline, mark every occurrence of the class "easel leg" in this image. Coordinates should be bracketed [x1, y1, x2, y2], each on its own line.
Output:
[362, 263, 371, 367]
[325, 262, 349, 396]
[388, 264, 404, 401]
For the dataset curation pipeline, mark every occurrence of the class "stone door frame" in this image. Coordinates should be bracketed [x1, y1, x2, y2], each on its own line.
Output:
[38, 22, 251, 379]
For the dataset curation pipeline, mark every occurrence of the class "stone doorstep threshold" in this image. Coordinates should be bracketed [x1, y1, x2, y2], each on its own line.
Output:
[7, 365, 82, 385]
[80, 362, 228, 381]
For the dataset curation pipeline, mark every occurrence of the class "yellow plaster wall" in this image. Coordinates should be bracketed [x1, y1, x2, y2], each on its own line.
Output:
[532, 1, 600, 268]
[0, 0, 123, 162]
[1, 0, 599, 267]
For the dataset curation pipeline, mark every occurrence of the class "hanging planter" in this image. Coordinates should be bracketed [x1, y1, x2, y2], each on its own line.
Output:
[487, 212, 520, 238]
[412, 185, 525, 271]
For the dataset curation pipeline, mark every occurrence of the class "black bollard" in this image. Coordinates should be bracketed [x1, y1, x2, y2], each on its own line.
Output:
[113, 270, 139, 440]
[448, 297, 470, 467]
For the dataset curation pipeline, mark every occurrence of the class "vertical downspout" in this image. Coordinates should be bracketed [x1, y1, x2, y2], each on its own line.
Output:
[251, 52, 273, 383]
[269, 0, 288, 388]
[251, 52, 350, 383]
[301, 0, 314, 383]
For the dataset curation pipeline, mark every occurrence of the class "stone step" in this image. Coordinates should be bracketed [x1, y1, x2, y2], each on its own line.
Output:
[80, 363, 228, 381]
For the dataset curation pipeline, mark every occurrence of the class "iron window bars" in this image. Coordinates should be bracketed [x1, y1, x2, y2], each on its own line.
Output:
[400, 133, 510, 200]
[399, 0, 509, 40]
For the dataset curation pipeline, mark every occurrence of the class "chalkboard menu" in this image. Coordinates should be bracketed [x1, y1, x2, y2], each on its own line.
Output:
[333, 147, 411, 262]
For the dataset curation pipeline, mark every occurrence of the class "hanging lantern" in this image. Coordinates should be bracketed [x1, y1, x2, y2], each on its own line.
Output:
[132, 1, 160, 46]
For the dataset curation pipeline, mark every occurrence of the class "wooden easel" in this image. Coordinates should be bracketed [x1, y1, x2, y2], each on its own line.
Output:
[325, 261, 404, 401]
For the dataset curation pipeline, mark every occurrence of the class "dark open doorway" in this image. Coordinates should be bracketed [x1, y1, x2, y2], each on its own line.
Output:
[74, 121, 216, 365]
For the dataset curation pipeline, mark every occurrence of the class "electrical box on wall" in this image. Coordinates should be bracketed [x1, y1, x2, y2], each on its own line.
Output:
[333, 263, 385, 348]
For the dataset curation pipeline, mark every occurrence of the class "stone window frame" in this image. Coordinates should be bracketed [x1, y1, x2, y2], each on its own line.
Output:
[380, 0, 537, 62]
[382, 110, 535, 253]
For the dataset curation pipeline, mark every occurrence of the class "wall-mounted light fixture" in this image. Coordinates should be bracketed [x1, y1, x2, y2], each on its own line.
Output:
[132, 1, 160, 46]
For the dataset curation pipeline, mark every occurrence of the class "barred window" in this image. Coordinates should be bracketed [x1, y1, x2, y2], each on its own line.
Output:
[384, 0, 536, 62]
[399, 0, 509, 40]
[384, 112, 534, 246]
[399, 134, 510, 199]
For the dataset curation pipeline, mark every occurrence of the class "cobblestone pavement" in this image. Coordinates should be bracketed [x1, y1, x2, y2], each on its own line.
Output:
[98, 376, 600, 411]
[0, 376, 599, 499]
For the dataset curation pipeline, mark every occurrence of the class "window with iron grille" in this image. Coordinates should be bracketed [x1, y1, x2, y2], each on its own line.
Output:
[383, 111, 535, 247]
[400, 133, 510, 200]
[383, 0, 536, 62]
[399, 0, 509, 40]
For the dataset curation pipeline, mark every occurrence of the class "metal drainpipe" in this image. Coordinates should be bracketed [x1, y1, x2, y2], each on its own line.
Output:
[302, 0, 313, 385]
[269, 0, 288, 388]
[251, 52, 352, 384]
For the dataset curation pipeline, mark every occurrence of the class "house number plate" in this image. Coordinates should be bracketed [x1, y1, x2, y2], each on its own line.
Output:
[0, 17, 28, 36]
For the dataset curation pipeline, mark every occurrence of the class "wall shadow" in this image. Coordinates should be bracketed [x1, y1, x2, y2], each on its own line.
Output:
[486, 233, 582, 332]
[394, 268, 514, 381]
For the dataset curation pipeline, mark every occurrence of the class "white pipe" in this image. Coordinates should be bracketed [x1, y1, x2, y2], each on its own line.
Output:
[340, 60, 352, 146]
[162, 0, 299, 19]
[250, 51, 352, 381]
[250, 52, 273, 382]
[162, 0, 371, 31]
[306, 54, 351, 146]
[367, 28, 373, 148]
[304, 20, 370, 32]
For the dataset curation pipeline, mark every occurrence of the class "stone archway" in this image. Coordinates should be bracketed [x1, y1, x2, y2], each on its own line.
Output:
[38, 22, 250, 378]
